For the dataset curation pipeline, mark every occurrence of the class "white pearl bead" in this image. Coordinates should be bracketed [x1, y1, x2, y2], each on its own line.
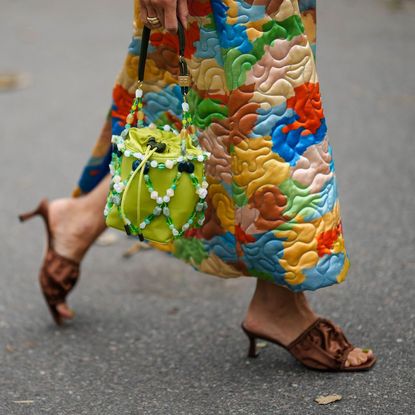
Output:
[163, 207, 170, 216]
[114, 183, 124, 193]
[150, 160, 158, 168]
[124, 150, 131, 157]
[163, 125, 171, 131]
[163, 196, 170, 203]
[172, 229, 179, 236]
[166, 188, 174, 197]
[197, 155, 204, 162]
[182, 102, 189, 112]
[150, 191, 158, 200]
[165, 160, 174, 169]
[139, 222, 146, 229]
[202, 181, 208, 189]
[135, 88, 143, 98]
[157, 197, 163, 204]
[198, 188, 208, 199]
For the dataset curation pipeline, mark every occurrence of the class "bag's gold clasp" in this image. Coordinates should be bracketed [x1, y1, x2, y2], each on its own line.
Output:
[178, 75, 190, 87]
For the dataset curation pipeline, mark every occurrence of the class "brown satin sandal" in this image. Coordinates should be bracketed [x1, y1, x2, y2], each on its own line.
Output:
[19, 199, 80, 325]
[241, 317, 376, 372]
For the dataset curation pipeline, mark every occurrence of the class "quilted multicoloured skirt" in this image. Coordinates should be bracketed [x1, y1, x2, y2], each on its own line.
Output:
[75, 0, 350, 291]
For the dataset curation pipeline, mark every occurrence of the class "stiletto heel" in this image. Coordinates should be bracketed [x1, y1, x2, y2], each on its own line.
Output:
[18, 203, 43, 222]
[241, 323, 259, 358]
[19, 199, 80, 326]
[241, 319, 376, 372]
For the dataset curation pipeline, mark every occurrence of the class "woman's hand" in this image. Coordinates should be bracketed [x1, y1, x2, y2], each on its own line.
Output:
[139, 0, 189, 33]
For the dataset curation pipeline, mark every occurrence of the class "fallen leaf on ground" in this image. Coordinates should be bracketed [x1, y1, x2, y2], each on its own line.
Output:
[256, 341, 267, 349]
[168, 307, 179, 315]
[123, 242, 151, 258]
[0, 72, 31, 91]
[95, 231, 119, 246]
[315, 394, 342, 405]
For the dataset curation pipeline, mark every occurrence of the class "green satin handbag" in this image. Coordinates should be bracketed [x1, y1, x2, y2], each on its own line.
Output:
[104, 22, 210, 243]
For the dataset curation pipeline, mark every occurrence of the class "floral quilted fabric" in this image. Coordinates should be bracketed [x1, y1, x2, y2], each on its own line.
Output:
[76, 0, 350, 291]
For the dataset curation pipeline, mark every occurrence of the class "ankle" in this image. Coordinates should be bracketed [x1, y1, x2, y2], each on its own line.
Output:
[243, 282, 318, 344]
[50, 198, 103, 235]
[48, 198, 105, 261]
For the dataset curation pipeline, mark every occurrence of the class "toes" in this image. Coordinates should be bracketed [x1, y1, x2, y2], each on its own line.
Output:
[346, 347, 375, 367]
[363, 348, 374, 359]
[347, 355, 359, 367]
[346, 349, 362, 367]
[56, 303, 75, 319]
[356, 355, 365, 365]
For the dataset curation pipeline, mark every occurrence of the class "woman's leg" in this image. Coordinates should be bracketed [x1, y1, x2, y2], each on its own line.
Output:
[243, 279, 374, 368]
[50, 174, 110, 262]
[47, 174, 110, 318]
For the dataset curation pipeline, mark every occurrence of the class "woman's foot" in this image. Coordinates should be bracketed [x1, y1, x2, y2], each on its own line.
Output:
[40, 175, 110, 321]
[243, 280, 374, 369]
[49, 198, 103, 263]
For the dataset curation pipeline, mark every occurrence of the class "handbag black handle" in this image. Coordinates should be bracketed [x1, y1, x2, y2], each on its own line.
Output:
[138, 20, 189, 95]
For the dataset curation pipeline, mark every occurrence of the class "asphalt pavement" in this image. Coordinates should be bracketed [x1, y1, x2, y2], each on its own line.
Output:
[1, 0, 414, 414]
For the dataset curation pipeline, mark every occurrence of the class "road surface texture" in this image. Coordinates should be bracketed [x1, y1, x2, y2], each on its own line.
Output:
[1, 0, 414, 414]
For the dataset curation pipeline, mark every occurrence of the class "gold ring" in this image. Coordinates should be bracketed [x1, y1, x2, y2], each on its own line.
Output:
[147, 16, 161, 25]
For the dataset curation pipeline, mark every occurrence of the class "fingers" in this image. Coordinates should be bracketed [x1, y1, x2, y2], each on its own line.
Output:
[177, 0, 189, 30]
[139, 0, 180, 33]
[155, 6, 166, 31]
[157, 0, 178, 33]
[139, 0, 151, 29]
[140, 0, 162, 29]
